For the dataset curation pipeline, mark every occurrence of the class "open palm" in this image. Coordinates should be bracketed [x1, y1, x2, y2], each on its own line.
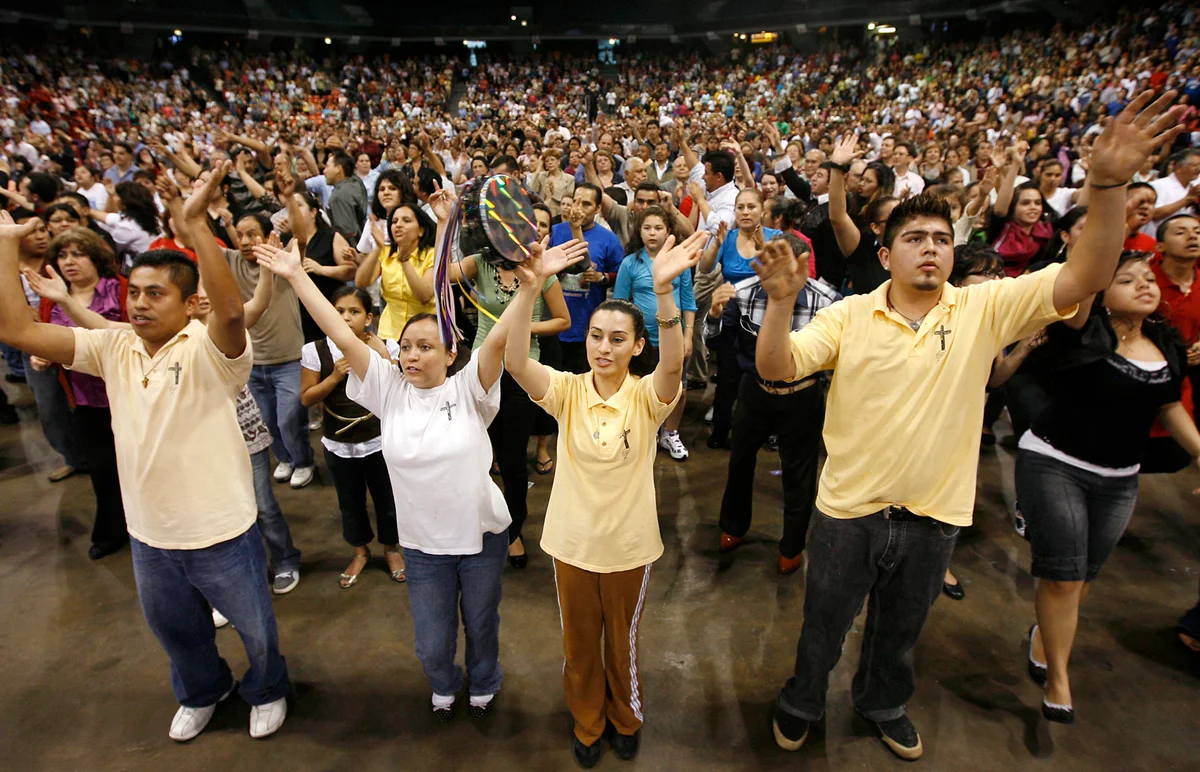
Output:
[252, 243, 303, 281]
[1090, 90, 1185, 186]
[651, 231, 708, 292]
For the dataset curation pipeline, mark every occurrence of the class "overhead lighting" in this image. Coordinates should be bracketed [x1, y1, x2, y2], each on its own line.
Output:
[739, 34, 746, 40]
[521, 20, 527, 26]
[173, 29, 181, 36]
[324, 37, 332, 44]
[510, 14, 517, 20]
[463, 40, 469, 45]
[608, 38, 616, 44]
[868, 22, 876, 30]
[876, 25, 897, 34]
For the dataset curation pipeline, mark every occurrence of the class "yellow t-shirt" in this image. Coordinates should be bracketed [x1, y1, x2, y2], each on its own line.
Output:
[787, 263, 1077, 526]
[534, 368, 681, 573]
[67, 320, 257, 549]
[378, 245, 436, 340]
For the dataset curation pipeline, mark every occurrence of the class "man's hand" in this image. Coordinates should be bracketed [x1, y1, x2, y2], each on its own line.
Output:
[276, 168, 296, 199]
[1187, 341, 1200, 367]
[253, 243, 304, 282]
[709, 281, 736, 318]
[687, 181, 705, 202]
[21, 265, 69, 304]
[183, 159, 231, 223]
[0, 210, 39, 241]
[1089, 90, 1185, 186]
[752, 237, 808, 300]
[429, 181, 457, 222]
[830, 133, 865, 166]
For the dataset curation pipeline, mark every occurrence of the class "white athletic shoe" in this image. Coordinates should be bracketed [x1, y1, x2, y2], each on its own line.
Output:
[272, 571, 300, 595]
[703, 406, 715, 424]
[169, 682, 236, 742]
[212, 609, 229, 629]
[249, 697, 288, 739]
[272, 462, 294, 483]
[659, 430, 689, 461]
[289, 465, 315, 489]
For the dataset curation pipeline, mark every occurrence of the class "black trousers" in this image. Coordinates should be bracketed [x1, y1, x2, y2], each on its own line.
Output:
[718, 375, 824, 558]
[710, 336, 740, 433]
[534, 335, 563, 437]
[73, 406, 127, 550]
[489, 372, 537, 543]
[561, 341, 590, 375]
[323, 448, 398, 547]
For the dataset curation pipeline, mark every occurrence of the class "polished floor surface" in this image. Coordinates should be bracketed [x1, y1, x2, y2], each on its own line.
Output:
[0, 379, 1197, 771]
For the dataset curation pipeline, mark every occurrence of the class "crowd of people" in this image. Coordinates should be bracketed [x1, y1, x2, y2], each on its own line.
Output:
[1, 1, 1199, 766]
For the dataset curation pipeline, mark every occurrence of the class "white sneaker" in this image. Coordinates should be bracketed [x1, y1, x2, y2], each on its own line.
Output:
[249, 696, 288, 739]
[289, 465, 314, 489]
[212, 608, 229, 628]
[704, 406, 715, 424]
[659, 430, 689, 461]
[272, 571, 300, 595]
[169, 682, 236, 742]
[272, 462, 294, 483]
[307, 416, 323, 431]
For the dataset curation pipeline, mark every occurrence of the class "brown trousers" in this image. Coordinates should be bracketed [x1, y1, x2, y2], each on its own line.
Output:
[553, 559, 653, 745]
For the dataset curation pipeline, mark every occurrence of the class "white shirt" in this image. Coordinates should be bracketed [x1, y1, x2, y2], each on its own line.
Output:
[346, 349, 511, 554]
[99, 212, 155, 265]
[893, 169, 926, 198]
[301, 337, 399, 458]
[1045, 186, 1076, 216]
[687, 161, 737, 236]
[1147, 173, 1195, 235]
[80, 182, 108, 212]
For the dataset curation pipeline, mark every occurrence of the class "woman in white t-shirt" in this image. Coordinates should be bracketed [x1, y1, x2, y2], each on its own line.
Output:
[255, 234, 587, 721]
[300, 286, 404, 589]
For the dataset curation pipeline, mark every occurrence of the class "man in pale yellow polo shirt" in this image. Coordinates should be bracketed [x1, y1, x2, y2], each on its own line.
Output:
[752, 93, 1183, 762]
[0, 162, 291, 743]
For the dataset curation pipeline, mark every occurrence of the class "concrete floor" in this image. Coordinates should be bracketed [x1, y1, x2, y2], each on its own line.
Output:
[0, 379, 1197, 772]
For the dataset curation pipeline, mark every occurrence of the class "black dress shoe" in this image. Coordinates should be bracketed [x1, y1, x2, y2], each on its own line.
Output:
[508, 553, 528, 569]
[1042, 698, 1074, 724]
[610, 728, 640, 760]
[4, 373, 26, 384]
[942, 579, 965, 601]
[573, 735, 603, 769]
[1027, 624, 1047, 686]
[706, 428, 731, 450]
[88, 540, 127, 560]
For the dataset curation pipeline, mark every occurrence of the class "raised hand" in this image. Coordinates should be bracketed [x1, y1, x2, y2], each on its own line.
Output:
[184, 159, 231, 222]
[155, 173, 179, 204]
[276, 168, 296, 199]
[21, 264, 69, 303]
[0, 210, 39, 241]
[830, 133, 865, 166]
[651, 230, 708, 292]
[752, 237, 808, 300]
[1090, 90, 1185, 186]
[709, 281, 736, 318]
[429, 180, 457, 222]
[369, 213, 388, 247]
[253, 243, 304, 281]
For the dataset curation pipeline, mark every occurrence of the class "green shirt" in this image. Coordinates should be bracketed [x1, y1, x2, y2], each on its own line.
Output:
[469, 253, 558, 361]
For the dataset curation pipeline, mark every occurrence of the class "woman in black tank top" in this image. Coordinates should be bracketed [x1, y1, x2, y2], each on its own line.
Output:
[290, 191, 356, 342]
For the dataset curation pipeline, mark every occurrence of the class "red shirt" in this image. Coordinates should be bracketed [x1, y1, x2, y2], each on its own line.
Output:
[1150, 255, 1200, 345]
[1124, 232, 1159, 256]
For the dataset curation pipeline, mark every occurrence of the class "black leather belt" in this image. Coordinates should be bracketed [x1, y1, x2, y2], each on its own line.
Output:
[883, 505, 923, 521]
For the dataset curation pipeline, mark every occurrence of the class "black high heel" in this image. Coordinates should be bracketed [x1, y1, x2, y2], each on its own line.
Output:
[1027, 624, 1047, 686]
[1042, 698, 1074, 724]
[508, 539, 528, 569]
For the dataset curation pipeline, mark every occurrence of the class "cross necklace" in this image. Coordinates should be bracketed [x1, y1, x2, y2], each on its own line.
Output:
[140, 357, 179, 389]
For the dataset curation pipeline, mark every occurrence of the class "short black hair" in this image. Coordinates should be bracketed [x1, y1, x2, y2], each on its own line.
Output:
[27, 172, 60, 203]
[951, 242, 1004, 285]
[575, 182, 602, 206]
[130, 249, 200, 299]
[770, 231, 811, 259]
[881, 193, 953, 249]
[328, 150, 355, 178]
[701, 150, 735, 186]
[1157, 212, 1200, 243]
[112, 141, 133, 154]
[10, 207, 39, 222]
[635, 182, 661, 196]
[330, 285, 373, 312]
[237, 212, 274, 238]
[491, 154, 519, 174]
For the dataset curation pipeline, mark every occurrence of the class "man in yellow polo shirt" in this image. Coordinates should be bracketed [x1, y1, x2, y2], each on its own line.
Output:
[0, 162, 291, 743]
[753, 93, 1182, 761]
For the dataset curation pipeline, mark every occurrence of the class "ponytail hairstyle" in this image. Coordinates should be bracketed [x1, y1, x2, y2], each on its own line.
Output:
[589, 299, 656, 377]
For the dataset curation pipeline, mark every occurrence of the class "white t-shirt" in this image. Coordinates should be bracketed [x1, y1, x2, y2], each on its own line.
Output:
[346, 348, 511, 554]
[301, 336, 399, 458]
[1045, 186, 1076, 216]
[81, 182, 109, 212]
[1146, 173, 1195, 235]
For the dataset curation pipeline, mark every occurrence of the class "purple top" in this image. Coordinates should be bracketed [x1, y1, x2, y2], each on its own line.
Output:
[49, 276, 123, 408]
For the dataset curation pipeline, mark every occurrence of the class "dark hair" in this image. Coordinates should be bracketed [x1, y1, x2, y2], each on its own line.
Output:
[387, 203, 437, 253]
[863, 195, 899, 230]
[27, 172, 59, 203]
[397, 311, 444, 349]
[491, 154, 519, 174]
[861, 162, 896, 209]
[1039, 204, 1089, 263]
[330, 285, 373, 313]
[1157, 212, 1200, 243]
[626, 205, 677, 255]
[770, 231, 811, 260]
[328, 150, 355, 178]
[371, 169, 417, 220]
[951, 241, 1004, 285]
[605, 186, 628, 206]
[11, 207, 39, 223]
[1011, 181, 1047, 219]
[75, 165, 98, 182]
[237, 212, 274, 238]
[297, 190, 330, 233]
[881, 193, 953, 249]
[532, 202, 552, 220]
[58, 191, 90, 210]
[1127, 181, 1156, 198]
[926, 183, 966, 208]
[129, 249, 200, 299]
[635, 181, 661, 196]
[701, 150, 735, 186]
[895, 140, 918, 158]
[114, 181, 160, 236]
[43, 202, 82, 226]
[112, 141, 132, 155]
[415, 167, 440, 197]
[588, 299, 655, 377]
[47, 228, 120, 282]
[575, 182, 602, 206]
[766, 196, 808, 231]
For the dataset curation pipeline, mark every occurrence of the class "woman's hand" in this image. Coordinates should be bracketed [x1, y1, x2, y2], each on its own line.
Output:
[29, 355, 51, 372]
[752, 236, 809, 300]
[515, 238, 589, 285]
[21, 265, 70, 304]
[369, 213, 388, 248]
[1089, 90, 1185, 186]
[651, 231, 708, 293]
[331, 357, 351, 380]
[429, 181, 457, 222]
[302, 257, 325, 276]
[830, 133, 865, 166]
[709, 281, 736, 318]
[253, 243, 304, 282]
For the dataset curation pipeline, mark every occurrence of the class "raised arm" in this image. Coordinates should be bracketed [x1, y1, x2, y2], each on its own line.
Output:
[243, 235, 278, 328]
[828, 134, 865, 257]
[699, 220, 727, 273]
[1054, 91, 1185, 314]
[753, 238, 810, 381]
[0, 214, 77, 364]
[181, 162, 246, 357]
[23, 264, 130, 331]
[992, 145, 1023, 218]
[650, 231, 707, 402]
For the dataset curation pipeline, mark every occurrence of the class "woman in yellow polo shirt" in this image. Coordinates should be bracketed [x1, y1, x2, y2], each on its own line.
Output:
[504, 229, 707, 768]
[355, 203, 437, 339]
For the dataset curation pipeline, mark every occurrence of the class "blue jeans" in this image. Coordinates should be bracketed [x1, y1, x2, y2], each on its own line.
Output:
[249, 449, 302, 574]
[130, 525, 291, 707]
[403, 531, 506, 697]
[249, 361, 313, 469]
[777, 510, 958, 723]
[22, 352, 86, 469]
[1, 341, 24, 377]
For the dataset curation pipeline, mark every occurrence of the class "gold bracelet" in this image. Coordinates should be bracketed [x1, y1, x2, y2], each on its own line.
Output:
[656, 314, 682, 329]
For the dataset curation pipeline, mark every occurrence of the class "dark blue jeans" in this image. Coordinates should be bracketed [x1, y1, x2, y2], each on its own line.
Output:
[249, 361, 313, 469]
[777, 510, 958, 723]
[403, 530, 507, 697]
[130, 525, 291, 707]
[22, 353, 86, 469]
[249, 449, 302, 574]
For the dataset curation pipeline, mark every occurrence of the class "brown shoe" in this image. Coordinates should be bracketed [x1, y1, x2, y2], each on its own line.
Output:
[719, 533, 742, 553]
[778, 553, 804, 576]
[48, 465, 80, 483]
